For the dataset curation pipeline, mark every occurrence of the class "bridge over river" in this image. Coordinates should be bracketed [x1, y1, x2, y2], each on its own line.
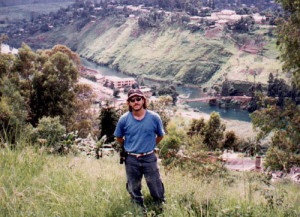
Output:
[181, 96, 252, 103]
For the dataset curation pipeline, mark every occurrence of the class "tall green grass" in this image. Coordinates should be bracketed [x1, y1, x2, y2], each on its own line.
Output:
[1, 147, 299, 216]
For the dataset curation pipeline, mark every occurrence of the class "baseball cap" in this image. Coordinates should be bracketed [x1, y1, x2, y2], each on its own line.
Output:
[127, 89, 144, 100]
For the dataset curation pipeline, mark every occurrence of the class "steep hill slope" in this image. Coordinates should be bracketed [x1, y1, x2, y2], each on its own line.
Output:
[26, 16, 283, 87]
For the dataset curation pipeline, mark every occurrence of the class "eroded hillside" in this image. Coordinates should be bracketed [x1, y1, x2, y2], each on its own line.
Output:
[26, 16, 283, 87]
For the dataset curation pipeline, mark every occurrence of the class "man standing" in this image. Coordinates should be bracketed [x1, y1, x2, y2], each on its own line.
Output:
[114, 89, 165, 209]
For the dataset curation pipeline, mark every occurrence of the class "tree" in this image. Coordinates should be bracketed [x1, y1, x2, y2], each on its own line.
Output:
[251, 100, 300, 170]
[202, 112, 226, 150]
[0, 44, 86, 145]
[223, 131, 238, 151]
[13, 43, 38, 105]
[0, 52, 14, 78]
[157, 85, 179, 105]
[30, 50, 79, 128]
[267, 73, 275, 97]
[221, 79, 231, 96]
[99, 105, 119, 143]
[187, 118, 205, 136]
[251, 0, 300, 168]
[232, 16, 255, 33]
[0, 77, 27, 144]
[73, 84, 96, 138]
[187, 112, 226, 150]
[276, 0, 300, 88]
[113, 88, 120, 98]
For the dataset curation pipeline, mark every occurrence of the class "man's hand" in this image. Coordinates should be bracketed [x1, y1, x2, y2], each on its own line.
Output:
[116, 137, 124, 145]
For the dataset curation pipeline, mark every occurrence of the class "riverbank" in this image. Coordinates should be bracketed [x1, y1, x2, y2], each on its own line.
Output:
[78, 75, 255, 138]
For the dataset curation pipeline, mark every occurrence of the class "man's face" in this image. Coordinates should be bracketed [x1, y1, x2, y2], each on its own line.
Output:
[128, 96, 144, 112]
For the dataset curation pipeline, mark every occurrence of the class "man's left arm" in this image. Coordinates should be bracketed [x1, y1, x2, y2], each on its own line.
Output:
[156, 135, 164, 145]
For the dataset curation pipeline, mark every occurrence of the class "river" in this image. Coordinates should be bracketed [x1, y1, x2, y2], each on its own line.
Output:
[81, 58, 251, 122]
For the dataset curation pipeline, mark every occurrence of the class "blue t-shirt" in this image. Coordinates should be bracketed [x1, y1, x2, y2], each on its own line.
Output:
[114, 110, 165, 153]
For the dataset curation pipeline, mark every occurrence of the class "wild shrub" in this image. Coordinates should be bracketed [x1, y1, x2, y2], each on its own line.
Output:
[33, 116, 66, 148]
[187, 118, 205, 136]
[223, 130, 238, 151]
[187, 112, 226, 150]
[251, 99, 300, 169]
[159, 119, 226, 178]
[264, 131, 300, 171]
[158, 122, 185, 166]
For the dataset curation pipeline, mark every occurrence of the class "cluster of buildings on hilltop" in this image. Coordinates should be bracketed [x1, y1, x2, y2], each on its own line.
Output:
[190, 9, 267, 27]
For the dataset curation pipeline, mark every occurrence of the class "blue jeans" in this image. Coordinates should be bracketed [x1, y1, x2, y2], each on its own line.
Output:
[125, 152, 165, 205]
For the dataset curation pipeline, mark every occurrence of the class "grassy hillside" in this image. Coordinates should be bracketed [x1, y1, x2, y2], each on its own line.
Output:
[26, 16, 283, 87]
[1, 147, 300, 216]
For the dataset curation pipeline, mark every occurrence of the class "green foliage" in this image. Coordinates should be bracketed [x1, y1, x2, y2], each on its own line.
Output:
[157, 85, 179, 105]
[34, 116, 66, 147]
[99, 105, 120, 143]
[203, 112, 226, 150]
[251, 99, 300, 169]
[187, 113, 230, 151]
[231, 16, 255, 33]
[0, 53, 14, 77]
[159, 116, 228, 178]
[264, 131, 300, 171]
[250, 0, 300, 171]
[73, 84, 96, 138]
[235, 7, 254, 15]
[30, 50, 78, 127]
[0, 43, 80, 137]
[0, 77, 27, 143]
[158, 122, 185, 166]
[276, 0, 300, 88]
[187, 117, 205, 136]
[221, 78, 231, 96]
[223, 131, 238, 151]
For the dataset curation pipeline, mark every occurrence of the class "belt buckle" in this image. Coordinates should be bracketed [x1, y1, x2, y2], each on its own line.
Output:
[129, 151, 152, 158]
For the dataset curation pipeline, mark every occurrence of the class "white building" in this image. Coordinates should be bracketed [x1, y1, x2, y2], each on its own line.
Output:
[1, 44, 18, 55]
[105, 76, 136, 88]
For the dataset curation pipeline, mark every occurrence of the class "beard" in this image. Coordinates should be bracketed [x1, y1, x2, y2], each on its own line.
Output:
[130, 104, 143, 112]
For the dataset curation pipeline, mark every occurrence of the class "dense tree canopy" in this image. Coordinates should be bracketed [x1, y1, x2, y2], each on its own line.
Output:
[0, 43, 82, 142]
[276, 0, 300, 88]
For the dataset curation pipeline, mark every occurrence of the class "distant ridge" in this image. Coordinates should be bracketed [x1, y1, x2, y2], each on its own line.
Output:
[0, 0, 75, 7]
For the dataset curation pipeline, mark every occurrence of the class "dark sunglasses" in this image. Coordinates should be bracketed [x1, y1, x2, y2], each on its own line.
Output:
[129, 97, 142, 103]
